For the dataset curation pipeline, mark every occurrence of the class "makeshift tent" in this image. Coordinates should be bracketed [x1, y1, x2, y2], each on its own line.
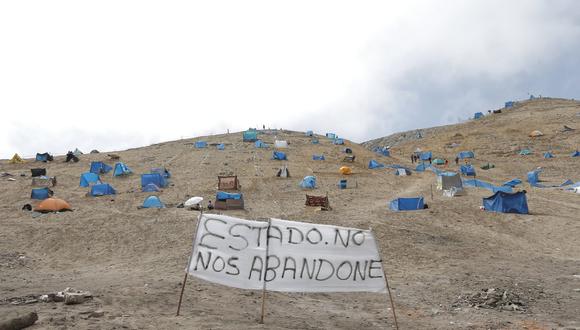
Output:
[483, 191, 528, 214]
[437, 172, 462, 190]
[215, 192, 244, 210]
[527, 169, 541, 186]
[272, 151, 287, 160]
[529, 130, 544, 137]
[305, 194, 330, 209]
[460, 165, 476, 176]
[35, 198, 71, 213]
[325, 133, 336, 139]
[274, 140, 288, 148]
[90, 162, 113, 174]
[305, 130, 313, 136]
[142, 195, 164, 208]
[389, 197, 424, 211]
[503, 179, 522, 187]
[543, 152, 555, 158]
[31, 188, 53, 200]
[339, 166, 352, 175]
[420, 152, 432, 161]
[442, 187, 465, 197]
[311, 138, 319, 144]
[217, 144, 225, 150]
[9, 154, 23, 164]
[375, 148, 390, 157]
[113, 162, 132, 176]
[463, 179, 513, 193]
[480, 163, 495, 170]
[519, 149, 531, 155]
[141, 173, 168, 189]
[299, 176, 316, 189]
[151, 167, 171, 178]
[35, 153, 53, 162]
[415, 163, 428, 172]
[65, 152, 79, 163]
[276, 166, 290, 178]
[255, 140, 268, 148]
[333, 138, 344, 145]
[218, 176, 240, 190]
[79, 172, 101, 187]
[142, 183, 160, 192]
[474, 112, 484, 119]
[73, 148, 83, 156]
[184, 196, 203, 207]
[457, 151, 475, 159]
[31, 168, 46, 177]
[31, 177, 56, 187]
[395, 168, 411, 176]
[90, 149, 100, 154]
[243, 130, 258, 142]
[368, 160, 385, 169]
[195, 141, 207, 148]
[505, 101, 515, 108]
[89, 183, 116, 197]
[432, 158, 445, 165]
[312, 155, 325, 161]
[571, 151, 580, 157]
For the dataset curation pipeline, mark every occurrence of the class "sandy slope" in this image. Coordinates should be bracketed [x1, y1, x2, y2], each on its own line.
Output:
[1, 98, 579, 329]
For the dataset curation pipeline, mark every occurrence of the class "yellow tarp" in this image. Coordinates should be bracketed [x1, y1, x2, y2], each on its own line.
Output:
[339, 166, 352, 175]
[9, 153, 24, 163]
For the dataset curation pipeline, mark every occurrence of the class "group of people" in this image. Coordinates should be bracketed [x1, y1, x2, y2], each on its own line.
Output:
[410, 153, 455, 166]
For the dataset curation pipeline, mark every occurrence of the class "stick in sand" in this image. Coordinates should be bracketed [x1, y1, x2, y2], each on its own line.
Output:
[176, 209, 204, 316]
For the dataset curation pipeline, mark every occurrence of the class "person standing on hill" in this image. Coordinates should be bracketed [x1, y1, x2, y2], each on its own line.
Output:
[455, 157, 459, 165]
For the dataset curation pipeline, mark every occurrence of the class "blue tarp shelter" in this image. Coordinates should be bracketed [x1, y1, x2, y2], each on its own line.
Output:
[368, 160, 385, 169]
[544, 152, 554, 158]
[272, 151, 287, 160]
[243, 130, 258, 142]
[474, 112, 484, 119]
[79, 172, 101, 187]
[255, 140, 268, 148]
[217, 144, 225, 150]
[333, 138, 344, 145]
[463, 179, 513, 193]
[389, 197, 424, 211]
[195, 141, 207, 148]
[505, 101, 515, 108]
[31, 188, 51, 200]
[90, 183, 116, 197]
[483, 191, 528, 214]
[216, 191, 242, 200]
[527, 169, 541, 186]
[519, 149, 531, 155]
[90, 162, 112, 174]
[141, 173, 168, 189]
[457, 151, 475, 159]
[338, 179, 347, 189]
[151, 167, 171, 178]
[311, 138, 319, 144]
[35, 153, 50, 162]
[312, 155, 325, 161]
[299, 176, 317, 189]
[377, 148, 390, 156]
[305, 130, 313, 136]
[572, 151, 580, 157]
[142, 196, 164, 208]
[415, 163, 428, 172]
[113, 162, 132, 176]
[420, 152, 432, 161]
[325, 133, 336, 139]
[460, 165, 476, 176]
[503, 179, 522, 187]
[142, 183, 160, 192]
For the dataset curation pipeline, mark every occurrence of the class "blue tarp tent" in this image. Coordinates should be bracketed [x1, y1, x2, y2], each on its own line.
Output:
[420, 152, 432, 161]
[305, 130, 313, 136]
[142, 183, 160, 192]
[544, 152, 554, 158]
[457, 151, 475, 159]
[272, 151, 287, 160]
[415, 163, 428, 172]
[35, 153, 49, 162]
[519, 149, 531, 155]
[195, 141, 207, 148]
[31, 188, 51, 200]
[527, 169, 541, 186]
[338, 179, 348, 189]
[483, 191, 528, 214]
[90, 162, 113, 174]
[325, 133, 336, 139]
[505, 101, 515, 108]
[463, 179, 513, 193]
[142, 195, 164, 208]
[474, 112, 484, 119]
[390, 197, 424, 211]
[243, 130, 258, 142]
[460, 165, 476, 176]
[151, 167, 171, 178]
[333, 138, 344, 145]
[377, 148, 390, 157]
[79, 172, 101, 187]
[311, 138, 319, 144]
[90, 183, 116, 197]
[572, 151, 580, 157]
[113, 162, 132, 176]
[503, 179, 522, 187]
[368, 160, 385, 169]
[217, 144, 225, 150]
[141, 173, 168, 189]
[255, 140, 268, 148]
[312, 155, 325, 160]
[299, 176, 316, 189]
[216, 191, 242, 200]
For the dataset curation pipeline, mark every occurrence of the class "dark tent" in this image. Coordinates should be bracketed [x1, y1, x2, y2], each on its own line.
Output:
[483, 191, 528, 214]
[89, 183, 116, 197]
[90, 161, 113, 174]
[31, 168, 46, 177]
[141, 173, 168, 189]
[35, 153, 54, 162]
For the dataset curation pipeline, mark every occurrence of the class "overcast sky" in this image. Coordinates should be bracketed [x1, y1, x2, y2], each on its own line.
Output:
[1, 1, 579, 158]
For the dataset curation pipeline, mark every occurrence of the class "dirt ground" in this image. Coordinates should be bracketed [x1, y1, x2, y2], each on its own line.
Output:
[1, 98, 579, 329]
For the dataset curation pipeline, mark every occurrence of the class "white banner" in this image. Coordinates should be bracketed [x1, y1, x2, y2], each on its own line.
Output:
[187, 214, 387, 293]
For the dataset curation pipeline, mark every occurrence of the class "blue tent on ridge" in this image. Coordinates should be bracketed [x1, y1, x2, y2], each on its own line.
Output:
[457, 151, 475, 159]
[142, 195, 164, 208]
[325, 133, 336, 139]
[312, 155, 325, 161]
[272, 151, 287, 160]
[333, 138, 344, 145]
[505, 101, 515, 108]
[420, 152, 432, 161]
[299, 176, 317, 189]
[90, 161, 113, 174]
[255, 140, 268, 148]
[113, 162, 132, 176]
[217, 144, 225, 150]
[474, 112, 484, 119]
[368, 159, 385, 169]
[216, 191, 242, 200]
[35, 153, 53, 162]
[89, 183, 116, 197]
[460, 165, 476, 176]
[305, 130, 313, 136]
[243, 130, 258, 142]
[195, 141, 207, 148]
[390, 197, 424, 211]
[79, 172, 101, 187]
[31, 187, 52, 200]
[141, 173, 168, 189]
[527, 169, 542, 186]
[543, 152, 554, 158]
[142, 183, 161, 192]
[571, 150, 580, 157]
[483, 191, 528, 214]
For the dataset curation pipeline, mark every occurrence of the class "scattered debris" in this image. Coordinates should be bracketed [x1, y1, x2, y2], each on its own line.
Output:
[1, 288, 92, 307]
[453, 288, 527, 312]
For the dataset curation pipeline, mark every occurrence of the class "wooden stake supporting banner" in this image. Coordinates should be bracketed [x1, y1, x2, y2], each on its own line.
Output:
[176, 209, 204, 317]
[370, 227, 400, 330]
[259, 219, 272, 324]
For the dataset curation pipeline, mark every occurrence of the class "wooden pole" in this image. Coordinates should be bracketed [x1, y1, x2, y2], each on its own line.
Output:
[370, 228, 400, 330]
[259, 219, 272, 324]
[430, 183, 433, 201]
[176, 209, 203, 316]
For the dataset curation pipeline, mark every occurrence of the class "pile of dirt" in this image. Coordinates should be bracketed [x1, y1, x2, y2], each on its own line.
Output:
[453, 288, 527, 312]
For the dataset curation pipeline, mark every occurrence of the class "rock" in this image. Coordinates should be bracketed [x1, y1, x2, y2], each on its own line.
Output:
[88, 310, 105, 318]
[64, 293, 86, 305]
[0, 312, 38, 330]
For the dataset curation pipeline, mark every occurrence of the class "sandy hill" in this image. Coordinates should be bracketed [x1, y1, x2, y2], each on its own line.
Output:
[0, 99, 579, 329]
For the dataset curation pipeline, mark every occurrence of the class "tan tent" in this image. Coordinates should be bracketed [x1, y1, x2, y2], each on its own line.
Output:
[35, 198, 71, 213]
[437, 173, 462, 190]
[9, 153, 24, 164]
[339, 166, 352, 175]
[218, 176, 240, 190]
[529, 130, 544, 137]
